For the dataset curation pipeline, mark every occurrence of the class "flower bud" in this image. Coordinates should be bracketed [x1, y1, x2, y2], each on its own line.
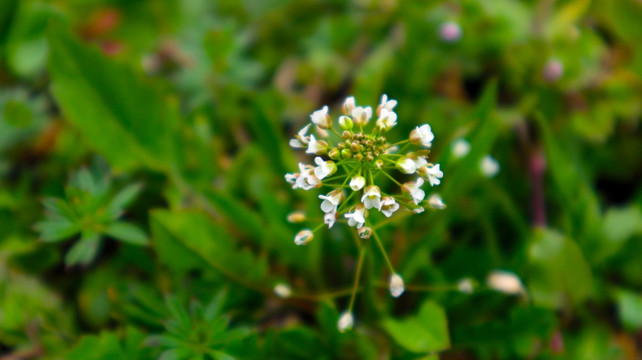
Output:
[274, 283, 292, 298]
[353, 153, 363, 161]
[457, 278, 474, 294]
[375, 159, 384, 169]
[451, 138, 470, 159]
[358, 226, 372, 239]
[328, 148, 341, 160]
[350, 176, 366, 191]
[487, 270, 524, 295]
[294, 229, 314, 246]
[286, 211, 306, 223]
[389, 273, 405, 297]
[480, 155, 499, 178]
[396, 157, 417, 174]
[340, 149, 353, 159]
[339, 116, 354, 130]
[337, 311, 354, 332]
[343, 96, 356, 115]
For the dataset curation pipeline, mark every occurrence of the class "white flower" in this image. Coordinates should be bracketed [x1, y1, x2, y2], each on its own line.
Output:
[451, 138, 470, 159]
[410, 124, 435, 148]
[384, 146, 399, 154]
[480, 155, 499, 178]
[310, 105, 331, 129]
[402, 178, 425, 205]
[337, 311, 354, 332]
[315, 125, 329, 138]
[289, 124, 311, 148]
[378, 94, 397, 114]
[350, 176, 366, 191]
[389, 273, 405, 298]
[294, 163, 321, 190]
[351, 106, 372, 126]
[396, 158, 416, 174]
[420, 163, 443, 186]
[361, 185, 382, 210]
[324, 211, 336, 228]
[457, 278, 474, 294]
[274, 283, 292, 298]
[376, 108, 398, 130]
[412, 155, 428, 169]
[338, 115, 353, 130]
[319, 190, 343, 213]
[380, 196, 399, 217]
[314, 157, 337, 180]
[294, 229, 313, 246]
[413, 206, 425, 214]
[439, 21, 462, 43]
[487, 270, 524, 295]
[285, 173, 298, 186]
[343, 96, 356, 115]
[344, 204, 367, 229]
[306, 135, 328, 155]
[428, 194, 446, 210]
[286, 211, 306, 223]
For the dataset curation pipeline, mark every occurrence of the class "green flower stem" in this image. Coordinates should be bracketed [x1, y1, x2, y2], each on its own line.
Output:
[347, 247, 367, 312]
[379, 170, 403, 187]
[321, 183, 351, 188]
[337, 191, 358, 212]
[390, 139, 410, 147]
[292, 287, 362, 301]
[373, 281, 459, 292]
[370, 227, 396, 274]
[329, 127, 344, 139]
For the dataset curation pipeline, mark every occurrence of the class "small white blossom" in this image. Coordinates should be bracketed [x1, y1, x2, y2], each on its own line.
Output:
[294, 229, 314, 246]
[294, 163, 321, 190]
[289, 124, 311, 148]
[410, 124, 435, 148]
[385, 146, 399, 154]
[377, 94, 397, 114]
[350, 176, 366, 191]
[306, 135, 328, 155]
[274, 283, 292, 298]
[285, 173, 298, 186]
[376, 108, 398, 130]
[345, 204, 366, 229]
[402, 178, 425, 205]
[413, 206, 425, 214]
[487, 270, 524, 295]
[428, 194, 446, 210]
[337, 311, 354, 332]
[310, 105, 331, 129]
[324, 211, 336, 228]
[451, 138, 470, 159]
[351, 106, 372, 126]
[314, 157, 337, 180]
[315, 125, 329, 138]
[457, 278, 474, 294]
[412, 155, 428, 169]
[380, 196, 399, 217]
[480, 155, 500, 178]
[389, 273, 405, 298]
[343, 96, 356, 115]
[396, 158, 416, 174]
[361, 185, 382, 210]
[319, 190, 343, 213]
[420, 163, 443, 186]
[439, 21, 462, 43]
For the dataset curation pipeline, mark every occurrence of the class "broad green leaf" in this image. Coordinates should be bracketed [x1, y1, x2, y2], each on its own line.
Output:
[48, 26, 177, 172]
[382, 300, 450, 354]
[615, 289, 642, 330]
[527, 228, 593, 308]
[35, 219, 80, 242]
[105, 222, 149, 246]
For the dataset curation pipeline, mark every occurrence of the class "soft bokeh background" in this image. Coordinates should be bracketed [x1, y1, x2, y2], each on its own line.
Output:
[1, 0, 641, 359]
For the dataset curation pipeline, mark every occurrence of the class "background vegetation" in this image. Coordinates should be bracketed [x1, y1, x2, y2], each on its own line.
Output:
[1, 0, 641, 359]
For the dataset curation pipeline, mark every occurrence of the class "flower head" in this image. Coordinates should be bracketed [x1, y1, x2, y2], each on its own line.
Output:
[487, 270, 524, 295]
[451, 138, 470, 158]
[428, 194, 446, 210]
[402, 178, 426, 205]
[310, 106, 331, 129]
[376, 108, 398, 130]
[345, 204, 367, 229]
[410, 124, 435, 148]
[419, 163, 444, 186]
[314, 157, 337, 180]
[480, 155, 500, 178]
[351, 106, 372, 126]
[294, 229, 313, 246]
[274, 283, 292, 298]
[337, 311, 354, 332]
[380, 196, 399, 217]
[377, 94, 397, 115]
[319, 190, 343, 214]
[389, 273, 405, 297]
[306, 135, 328, 155]
[361, 185, 382, 210]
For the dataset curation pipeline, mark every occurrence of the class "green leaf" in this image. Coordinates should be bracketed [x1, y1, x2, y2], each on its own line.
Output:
[48, 26, 177, 172]
[382, 300, 450, 354]
[615, 289, 642, 330]
[527, 228, 593, 308]
[105, 222, 149, 246]
[35, 219, 79, 242]
[65, 233, 102, 266]
[598, 206, 642, 262]
[108, 183, 143, 217]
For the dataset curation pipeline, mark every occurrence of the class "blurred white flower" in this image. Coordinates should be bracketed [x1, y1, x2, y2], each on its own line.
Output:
[376, 108, 398, 130]
[457, 278, 474, 294]
[428, 194, 446, 210]
[351, 106, 373, 126]
[310, 105, 331, 129]
[274, 283, 292, 298]
[306, 135, 328, 155]
[487, 270, 524, 295]
[389, 273, 405, 297]
[439, 21, 462, 43]
[324, 211, 336, 228]
[337, 311, 354, 332]
[343, 96, 356, 115]
[543, 58, 563, 82]
[480, 155, 500, 178]
[286, 211, 306, 223]
[410, 124, 435, 148]
[294, 229, 314, 246]
[451, 138, 470, 159]
[378, 94, 397, 114]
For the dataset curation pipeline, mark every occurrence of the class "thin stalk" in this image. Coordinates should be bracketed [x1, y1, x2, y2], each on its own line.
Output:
[348, 247, 367, 312]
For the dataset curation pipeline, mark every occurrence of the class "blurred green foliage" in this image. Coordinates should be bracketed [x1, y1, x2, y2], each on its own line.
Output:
[1, 0, 641, 359]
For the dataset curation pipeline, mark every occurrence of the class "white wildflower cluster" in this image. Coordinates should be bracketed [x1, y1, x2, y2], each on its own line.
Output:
[286, 94, 445, 245]
[286, 94, 446, 332]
